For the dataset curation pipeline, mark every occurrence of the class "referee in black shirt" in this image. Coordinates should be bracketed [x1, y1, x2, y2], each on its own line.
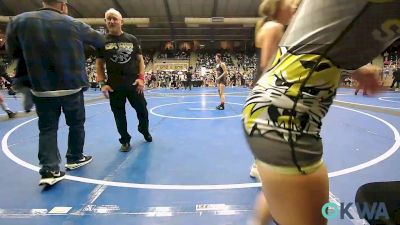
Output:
[96, 8, 152, 152]
[185, 67, 193, 90]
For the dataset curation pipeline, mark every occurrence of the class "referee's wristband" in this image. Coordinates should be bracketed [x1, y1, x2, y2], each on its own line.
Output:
[138, 73, 145, 81]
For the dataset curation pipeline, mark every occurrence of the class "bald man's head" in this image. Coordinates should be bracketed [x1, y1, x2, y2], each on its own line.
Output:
[105, 8, 123, 35]
[105, 8, 122, 20]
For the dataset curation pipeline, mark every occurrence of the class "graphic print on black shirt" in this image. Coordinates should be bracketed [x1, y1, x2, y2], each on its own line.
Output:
[109, 42, 134, 64]
[97, 33, 142, 90]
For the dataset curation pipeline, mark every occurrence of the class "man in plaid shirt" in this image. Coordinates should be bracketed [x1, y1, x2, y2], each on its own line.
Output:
[6, 0, 105, 186]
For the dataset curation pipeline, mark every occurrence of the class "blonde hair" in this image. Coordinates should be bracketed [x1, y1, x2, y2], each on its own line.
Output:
[258, 0, 301, 18]
[258, 0, 280, 18]
[105, 8, 123, 19]
[255, 0, 300, 35]
[255, 0, 281, 36]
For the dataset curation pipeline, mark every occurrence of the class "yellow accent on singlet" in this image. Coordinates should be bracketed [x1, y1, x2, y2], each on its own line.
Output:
[256, 159, 323, 175]
[243, 51, 341, 138]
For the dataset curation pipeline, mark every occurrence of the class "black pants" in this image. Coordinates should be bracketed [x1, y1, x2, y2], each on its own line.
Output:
[109, 89, 149, 144]
[390, 79, 400, 88]
[185, 80, 192, 90]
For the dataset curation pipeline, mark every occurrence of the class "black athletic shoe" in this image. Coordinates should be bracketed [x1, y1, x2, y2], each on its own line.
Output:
[65, 155, 92, 170]
[6, 110, 17, 118]
[216, 104, 224, 110]
[39, 171, 65, 186]
[138, 128, 153, 142]
[143, 133, 152, 142]
[8, 89, 16, 96]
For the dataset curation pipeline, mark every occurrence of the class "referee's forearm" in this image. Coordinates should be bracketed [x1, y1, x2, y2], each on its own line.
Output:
[96, 59, 106, 82]
[139, 57, 145, 75]
[96, 67, 106, 82]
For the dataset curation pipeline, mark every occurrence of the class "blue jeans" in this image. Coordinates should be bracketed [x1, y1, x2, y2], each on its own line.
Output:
[32, 91, 85, 174]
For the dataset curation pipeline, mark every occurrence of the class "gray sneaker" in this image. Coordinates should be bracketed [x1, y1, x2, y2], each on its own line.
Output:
[120, 143, 131, 152]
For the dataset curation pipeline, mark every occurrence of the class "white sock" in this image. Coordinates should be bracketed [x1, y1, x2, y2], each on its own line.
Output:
[0, 102, 10, 112]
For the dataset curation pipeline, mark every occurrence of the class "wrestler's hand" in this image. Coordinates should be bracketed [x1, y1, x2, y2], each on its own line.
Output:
[101, 85, 113, 99]
[352, 65, 381, 95]
[133, 79, 144, 94]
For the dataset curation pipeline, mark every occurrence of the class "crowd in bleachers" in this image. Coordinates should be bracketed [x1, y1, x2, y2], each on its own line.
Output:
[196, 52, 234, 70]
[1, 51, 260, 90]
[159, 50, 190, 60]
[236, 52, 257, 71]
[144, 70, 226, 89]
[145, 70, 253, 89]
[0, 56, 13, 90]
[383, 48, 399, 67]
[86, 56, 96, 83]
[2, 42, 400, 91]
[146, 71, 193, 89]
[143, 53, 153, 65]
[195, 52, 215, 69]
[194, 52, 252, 87]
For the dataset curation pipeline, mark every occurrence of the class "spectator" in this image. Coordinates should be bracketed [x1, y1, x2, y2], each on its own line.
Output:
[390, 66, 400, 90]
[6, 0, 105, 186]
